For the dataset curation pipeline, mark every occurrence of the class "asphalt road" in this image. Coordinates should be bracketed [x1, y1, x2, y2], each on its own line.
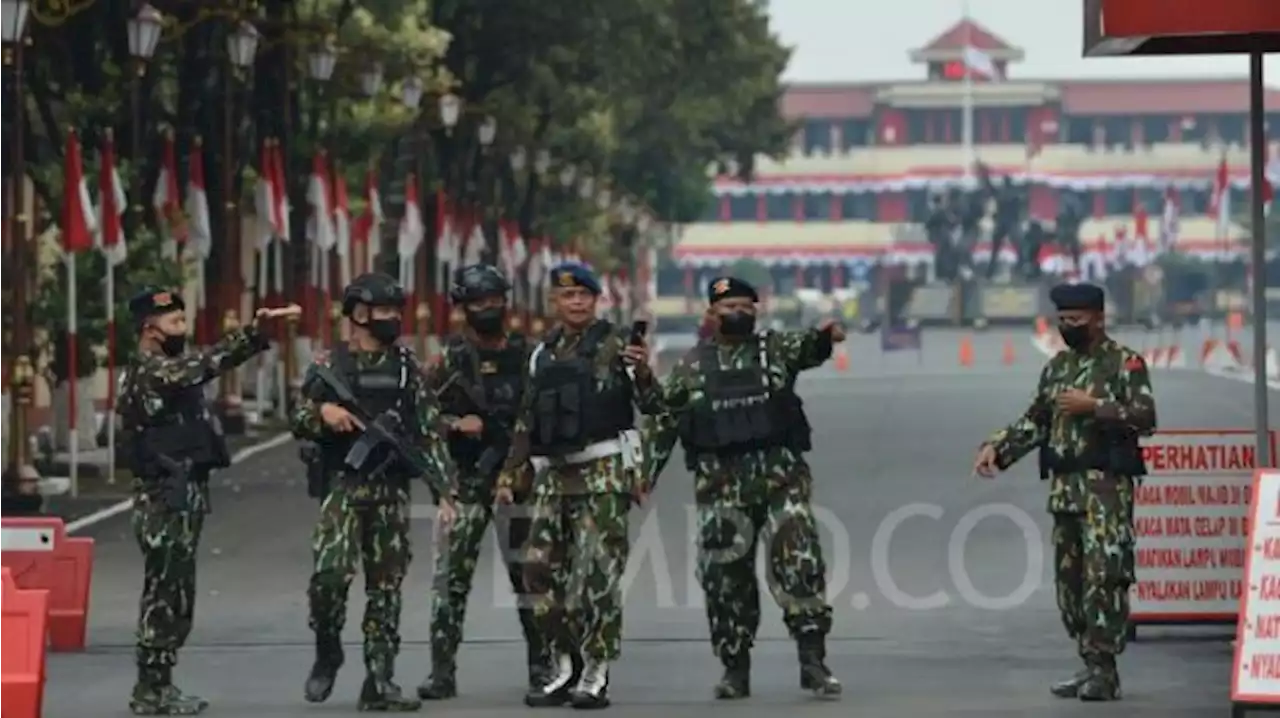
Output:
[48, 327, 1278, 718]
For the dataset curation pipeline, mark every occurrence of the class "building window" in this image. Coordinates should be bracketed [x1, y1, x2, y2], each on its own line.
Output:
[1100, 117, 1131, 149]
[700, 198, 719, 222]
[906, 110, 930, 144]
[804, 192, 830, 221]
[1009, 109, 1027, 145]
[840, 191, 875, 221]
[1141, 116, 1170, 145]
[907, 188, 931, 222]
[803, 119, 831, 155]
[1104, 188, 1130, 215]
[1218, 114, 1246, 145]
[841, 119, 871, 149]
[1066, 116, 1093, 145]
[729, 194, 755, 222]
[766, 192, 792, 221]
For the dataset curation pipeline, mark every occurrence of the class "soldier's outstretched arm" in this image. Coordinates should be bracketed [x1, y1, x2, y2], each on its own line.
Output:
[644, 360, 694, 485]
[141, 325, 270, 392]
[1095, 351, 1157, 436]
[985, 360, 1054, 469]
[775, 327, 835, 374]
[411, 366, 459, 500]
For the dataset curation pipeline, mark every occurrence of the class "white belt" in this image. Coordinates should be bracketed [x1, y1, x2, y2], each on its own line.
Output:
[530, 431, 641, 472]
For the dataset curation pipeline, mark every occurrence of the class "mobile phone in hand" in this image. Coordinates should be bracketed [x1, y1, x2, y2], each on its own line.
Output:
[629, 320, 649, 346]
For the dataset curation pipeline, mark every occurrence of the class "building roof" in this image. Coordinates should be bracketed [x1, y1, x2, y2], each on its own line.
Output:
[917, 19, 1014, 53]
[781, 77, 1280, 119]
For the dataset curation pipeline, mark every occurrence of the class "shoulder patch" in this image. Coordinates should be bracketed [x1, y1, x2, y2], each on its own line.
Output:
[1125, 355, 1147, 371]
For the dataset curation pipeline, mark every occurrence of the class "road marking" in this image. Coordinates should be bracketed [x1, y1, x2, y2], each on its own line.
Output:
[64, 432, 295, 533]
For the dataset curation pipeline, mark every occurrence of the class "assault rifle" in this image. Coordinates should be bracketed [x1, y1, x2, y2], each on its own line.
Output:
[311, 364, 439, 486]
[153, 453, 194, 511]
[438, 363, 514, 477]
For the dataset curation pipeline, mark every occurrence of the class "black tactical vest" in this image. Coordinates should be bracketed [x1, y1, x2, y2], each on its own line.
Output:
[678, 335, 811, 465]
[130, 379, 230, 478]
[528, 321, 634, 457]
[317, 345, 416, 478]
[442, 333, 528, 467]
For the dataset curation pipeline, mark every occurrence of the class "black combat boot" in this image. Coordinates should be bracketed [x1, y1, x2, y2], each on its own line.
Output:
[526, 653, 581, 707]
[1049, 663, 1091, 699]
[304, 634, 344, 703]
[797, 634, 842, 699]
[357, 662, 423, 712]
[713, 652, 751, 699]
[569, 657, 610, 710]
[130, 666, 209, 716]
[526, 633, 553, 691]
[415, 663, 456, 701]
[1077, 655, 1122, 702]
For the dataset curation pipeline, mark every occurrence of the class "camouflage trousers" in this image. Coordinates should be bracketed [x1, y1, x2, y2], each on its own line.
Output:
[1052, 474, 1136, 658]
[132, 475, 210, 668]
[308, 484, 412, 675]
[430, 500, 544, 672]
[696, 483, 833, 662]
[523, 492, 630, 662]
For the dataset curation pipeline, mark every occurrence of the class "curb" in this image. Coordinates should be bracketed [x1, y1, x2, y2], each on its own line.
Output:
[64, 432, 295, 534]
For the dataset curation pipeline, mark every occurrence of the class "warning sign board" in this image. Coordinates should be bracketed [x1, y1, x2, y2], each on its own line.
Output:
[1131, 429, 1277, 625]
[1231, 470, 1280, 705]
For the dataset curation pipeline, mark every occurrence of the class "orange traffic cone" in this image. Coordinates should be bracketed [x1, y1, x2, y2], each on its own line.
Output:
[1034, 316, 1048, 336]
[1002, 337, 1015, 366]
[959, 336, 974, 367]
[834, 346, 850, 372]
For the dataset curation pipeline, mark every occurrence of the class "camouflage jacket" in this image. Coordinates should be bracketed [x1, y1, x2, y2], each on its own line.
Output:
[116, 326, 269, 498]
[291, 346, 456, 501]
[646, 328, 834, 505]
[496, 319, 665, 496]
[423, 331, 531, 501]
[987, 337, 1157, 514]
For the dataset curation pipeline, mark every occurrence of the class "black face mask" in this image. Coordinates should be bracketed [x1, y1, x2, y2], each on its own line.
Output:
[466, 307, 506, 336]
[719, 311, 756, 338]
[158, 333, 187, 357]
[1058, 323, 1093, 352]
[366, 318, 402, 346]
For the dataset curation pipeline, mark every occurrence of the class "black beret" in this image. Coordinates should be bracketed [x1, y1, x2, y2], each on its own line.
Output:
[128, 287, 185, 326]
[707, 276, 758, 304]
[549, 263, 601, 295]
[1049, 282, 1105, 312]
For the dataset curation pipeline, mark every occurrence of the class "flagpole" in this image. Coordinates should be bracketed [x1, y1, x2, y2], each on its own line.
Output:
[105, 249, 116, 485]
[66, 252, 79, 498]
[1247, 52, 1270, 466]
[961, 0, 974, 184]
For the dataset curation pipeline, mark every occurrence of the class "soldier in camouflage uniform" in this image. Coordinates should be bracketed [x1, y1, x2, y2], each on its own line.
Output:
[117, 288, 295, 715]
[494, 262, 664, 709]
[293, 272, 458, 712]
[646, 276, 844, 701]
[974, 282, 1156, 702]
[416, 264, 551, 700]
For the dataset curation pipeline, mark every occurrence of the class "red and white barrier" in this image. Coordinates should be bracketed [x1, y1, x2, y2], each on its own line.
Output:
[1201, 338, 1247, 373]
[1142, 345, 1188, 370]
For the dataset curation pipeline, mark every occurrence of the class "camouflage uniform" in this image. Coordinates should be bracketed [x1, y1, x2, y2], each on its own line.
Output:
[986, 336, 1155, 701]
[417, 331, 549, 698]
[647, 326, 841, 699]
[118, 317, 269, 716]
[293, 346, 455, 711]
[499, 317, 664, 708]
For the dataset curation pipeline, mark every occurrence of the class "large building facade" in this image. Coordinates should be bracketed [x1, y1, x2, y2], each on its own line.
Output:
[664, 20, 1279, 300]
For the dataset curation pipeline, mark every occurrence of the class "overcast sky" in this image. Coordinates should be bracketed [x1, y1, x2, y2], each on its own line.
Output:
[771, 0, 1279, 87]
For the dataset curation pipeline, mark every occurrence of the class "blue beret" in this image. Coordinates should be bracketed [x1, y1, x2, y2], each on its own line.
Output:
[1049, 282, 1105, 311]
[549, 262, 600, 295]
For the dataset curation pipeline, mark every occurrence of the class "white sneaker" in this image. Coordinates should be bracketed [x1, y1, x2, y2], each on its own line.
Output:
[574, 659, 609, 697]
[541, 654, 577, 694]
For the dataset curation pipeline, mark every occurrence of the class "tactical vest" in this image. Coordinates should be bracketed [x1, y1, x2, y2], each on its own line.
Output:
[130, 380, 229, 479]
[678, 335, 811, 467]
[442, 333, 528, 468]
[528, 321, 634, 457]
[317, 344, 416, 482]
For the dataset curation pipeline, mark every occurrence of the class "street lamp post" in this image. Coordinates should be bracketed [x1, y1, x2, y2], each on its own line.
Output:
[438, 93, 461, 135]
[401, 77, 423, 110]
[359, 62, 383, 98]
[126, 4, 163, 233]
[2, 0, 35, 507]
[215, 19, 260, 435]
[534, 149, 551, 177]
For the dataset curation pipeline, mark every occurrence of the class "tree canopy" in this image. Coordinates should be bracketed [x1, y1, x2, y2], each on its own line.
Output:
[14, 0, 791, 377]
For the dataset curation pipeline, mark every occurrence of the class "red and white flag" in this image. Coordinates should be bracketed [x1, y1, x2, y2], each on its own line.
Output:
[185, 138, 211, 261]
[1159, 186, 1180, 253]
[1210, 156, 1231, 242]
[396, 173, 425, 292]
[962, 46, 1001, 81]
[461, 214, 485, 267]
[353, 169, 382, 277]
[253, 138, 277, 251]
[269, 141, 290, 242]
[524, 237, 544, 298]
[151, 130, 185, 257]
[61, 129, 96, 491]
[306, 151, 335, 251]
[96, 131, 128, 266]
[435, 195, 459, 291]
[332, 169, 352, 287]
